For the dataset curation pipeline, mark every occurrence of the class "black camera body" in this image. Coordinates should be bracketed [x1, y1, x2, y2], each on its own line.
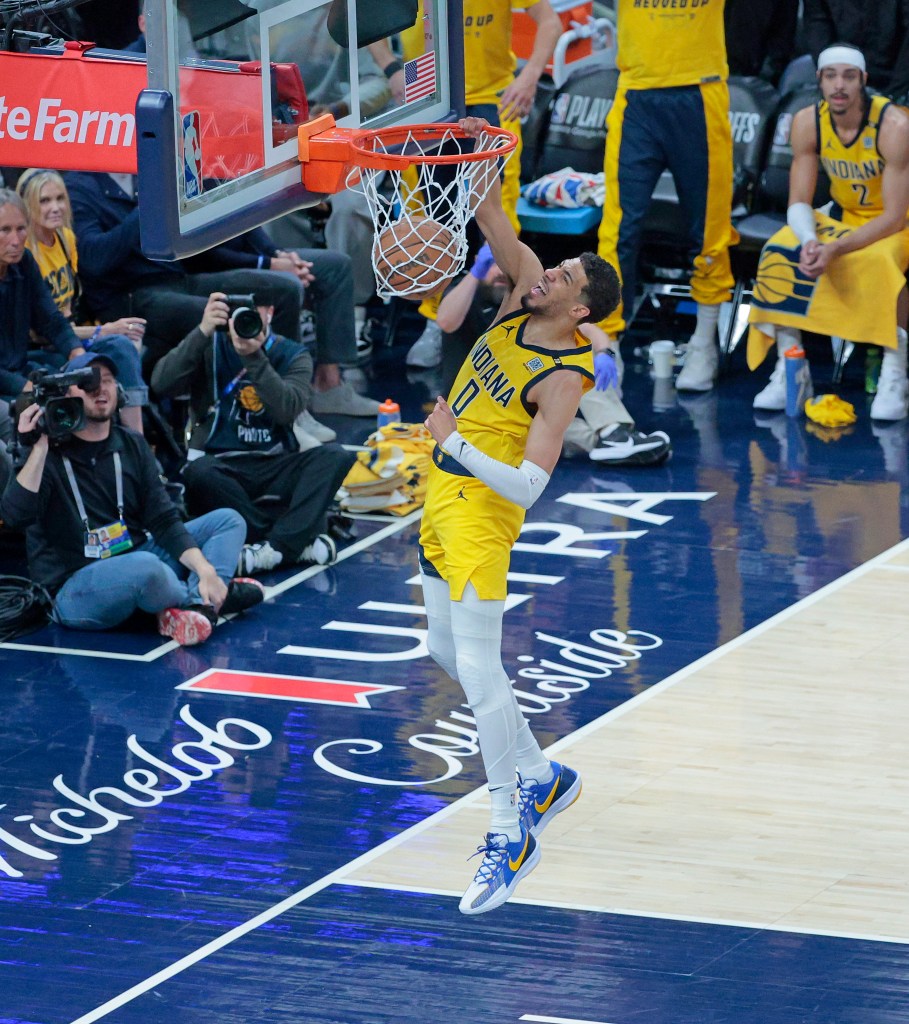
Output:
[14, 366, 99, 442]
[225, 294, 263, 340]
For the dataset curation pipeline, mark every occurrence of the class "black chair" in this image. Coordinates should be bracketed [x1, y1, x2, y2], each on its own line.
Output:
[776, 54, 817, 100]
[519, 76, 557, 185]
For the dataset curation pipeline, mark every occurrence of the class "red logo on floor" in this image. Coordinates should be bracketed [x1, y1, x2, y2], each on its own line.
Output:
[177, 670, 401, 707]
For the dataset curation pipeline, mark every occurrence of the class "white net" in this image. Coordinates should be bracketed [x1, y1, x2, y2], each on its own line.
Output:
[348, 126, 516, 300]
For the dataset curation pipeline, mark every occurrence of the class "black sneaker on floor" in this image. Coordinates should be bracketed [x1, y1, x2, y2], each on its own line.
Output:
[327, 512, 357, 543]
[589, 423, 672, 466]
[220, 577, 266, 616]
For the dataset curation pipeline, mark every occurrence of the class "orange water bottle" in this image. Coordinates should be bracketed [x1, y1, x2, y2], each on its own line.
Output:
[377, 397, 401, 428]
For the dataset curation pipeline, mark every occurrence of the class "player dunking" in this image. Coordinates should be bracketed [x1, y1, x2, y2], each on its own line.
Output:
[420, 117, 621, 915]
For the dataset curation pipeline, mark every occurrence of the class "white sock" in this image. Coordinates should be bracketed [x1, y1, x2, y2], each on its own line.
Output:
[489, 782, 521, 842]
[515, 731, 552, 786]
[692, 303, 720, 344]
[882, 326, 909, 375]
[508, 687, 553, 784]
[777, 325, 802, 352]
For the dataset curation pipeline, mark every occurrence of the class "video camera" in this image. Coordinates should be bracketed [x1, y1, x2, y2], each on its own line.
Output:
[14, 366, 99, 442]
[225, 294, 264, 340]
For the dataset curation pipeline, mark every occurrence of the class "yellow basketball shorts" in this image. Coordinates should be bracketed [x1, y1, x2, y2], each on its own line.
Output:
[419, 466, 524, 602]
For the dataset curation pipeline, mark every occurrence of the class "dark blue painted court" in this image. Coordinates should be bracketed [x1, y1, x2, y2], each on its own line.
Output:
[2, 318, 908, 1024]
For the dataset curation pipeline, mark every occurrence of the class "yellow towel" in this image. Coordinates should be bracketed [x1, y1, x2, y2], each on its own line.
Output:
[804, 393, 857, 428]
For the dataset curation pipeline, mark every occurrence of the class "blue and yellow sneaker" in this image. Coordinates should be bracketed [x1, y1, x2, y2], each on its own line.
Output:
[458, 826, 540, 915]
[518, 760, 582, 837]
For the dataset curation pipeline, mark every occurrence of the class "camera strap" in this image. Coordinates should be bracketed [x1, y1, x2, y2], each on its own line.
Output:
[63, 452, 134, 559]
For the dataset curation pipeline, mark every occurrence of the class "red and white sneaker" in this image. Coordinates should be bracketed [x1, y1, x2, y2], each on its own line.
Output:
[156, 607, 214, 646]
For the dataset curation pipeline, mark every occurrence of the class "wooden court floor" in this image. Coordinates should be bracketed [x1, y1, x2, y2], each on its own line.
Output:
[349, 540, 909, 944]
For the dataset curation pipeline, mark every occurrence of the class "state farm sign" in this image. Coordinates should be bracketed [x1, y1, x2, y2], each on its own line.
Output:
[0, 49, 144, 172]
[0, 97, 135, 147]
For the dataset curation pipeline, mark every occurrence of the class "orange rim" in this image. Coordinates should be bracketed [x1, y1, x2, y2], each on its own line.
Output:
[347, 123, 518, 171]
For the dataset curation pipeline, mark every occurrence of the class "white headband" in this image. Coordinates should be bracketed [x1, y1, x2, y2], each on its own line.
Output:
[817, 46, 866, 72]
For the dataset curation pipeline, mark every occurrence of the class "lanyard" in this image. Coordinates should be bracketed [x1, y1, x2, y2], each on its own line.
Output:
[222, 367, 248, 397]
[219, 334, 275, 397]
[62, 451, 125, 531]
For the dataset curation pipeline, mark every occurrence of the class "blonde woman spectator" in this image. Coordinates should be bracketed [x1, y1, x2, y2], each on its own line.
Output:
[16, 170, 148, 432]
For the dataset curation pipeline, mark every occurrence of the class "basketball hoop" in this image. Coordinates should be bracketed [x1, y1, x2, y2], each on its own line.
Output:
[345, 123, 518, 300]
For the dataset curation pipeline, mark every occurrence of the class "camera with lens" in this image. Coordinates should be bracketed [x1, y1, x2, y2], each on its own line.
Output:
[225, 294, 263, 340]
[13, 366, 99, 442]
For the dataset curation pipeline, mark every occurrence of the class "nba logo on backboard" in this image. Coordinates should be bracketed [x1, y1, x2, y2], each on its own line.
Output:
[182, 110, 203, 200]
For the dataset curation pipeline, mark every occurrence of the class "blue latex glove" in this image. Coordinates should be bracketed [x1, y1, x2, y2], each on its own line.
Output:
[469, 242, 495, 280]
[594, 350, 619, 391]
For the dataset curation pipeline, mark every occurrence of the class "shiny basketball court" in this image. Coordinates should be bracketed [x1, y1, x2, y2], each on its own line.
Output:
[2, 329, 909, 1024]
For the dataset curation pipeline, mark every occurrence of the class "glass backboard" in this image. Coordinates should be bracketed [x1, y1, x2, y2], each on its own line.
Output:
[137, 0, 463, 259]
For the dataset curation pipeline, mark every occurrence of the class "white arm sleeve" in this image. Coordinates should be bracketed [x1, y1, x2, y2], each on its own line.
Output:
[443, 430, 550, 509]
[787, 202, 818, 245]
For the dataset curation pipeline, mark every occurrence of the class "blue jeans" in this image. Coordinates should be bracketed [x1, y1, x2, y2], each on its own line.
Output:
[52, 508, 246, 631]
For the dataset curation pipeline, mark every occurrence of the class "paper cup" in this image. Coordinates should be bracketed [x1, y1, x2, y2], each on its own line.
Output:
[650, 340, 675, 379]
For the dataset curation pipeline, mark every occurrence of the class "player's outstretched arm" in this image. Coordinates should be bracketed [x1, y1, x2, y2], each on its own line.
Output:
[459, 117, 543, 300]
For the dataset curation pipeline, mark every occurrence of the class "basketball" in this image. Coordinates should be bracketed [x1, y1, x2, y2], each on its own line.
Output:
[373, 217, 459, 296]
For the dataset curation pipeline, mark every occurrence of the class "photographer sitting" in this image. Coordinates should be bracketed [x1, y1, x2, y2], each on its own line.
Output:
[151, 291, 357, 575]
[0, 353, 264, 646]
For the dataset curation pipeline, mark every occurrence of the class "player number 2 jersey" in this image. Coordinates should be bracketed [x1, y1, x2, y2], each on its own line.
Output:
[817, 93, 891, 226]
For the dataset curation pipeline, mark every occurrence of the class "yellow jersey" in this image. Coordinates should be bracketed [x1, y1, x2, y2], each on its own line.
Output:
[420, 309, 594, 600]
[401, 0, 540, 106]
[615, 0, 728, 91]
[28, 226, 78, 317]
[817, 94, 891, 226]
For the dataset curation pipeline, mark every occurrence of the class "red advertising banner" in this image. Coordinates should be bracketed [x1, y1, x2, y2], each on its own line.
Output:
[0, 48, 145, 172]
[0, 43, 271, 177]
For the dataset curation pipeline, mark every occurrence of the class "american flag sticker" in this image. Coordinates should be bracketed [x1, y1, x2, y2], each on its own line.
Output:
[404, 51, 437, 104]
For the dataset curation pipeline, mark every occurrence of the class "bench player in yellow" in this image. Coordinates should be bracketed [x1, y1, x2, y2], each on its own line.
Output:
[748, 44, 909, 421]
[420, 117, 620, 915]
[596, 0, 738, 393]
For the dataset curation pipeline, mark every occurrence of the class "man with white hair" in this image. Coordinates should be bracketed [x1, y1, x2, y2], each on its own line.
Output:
[747, 43, 909, 420]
